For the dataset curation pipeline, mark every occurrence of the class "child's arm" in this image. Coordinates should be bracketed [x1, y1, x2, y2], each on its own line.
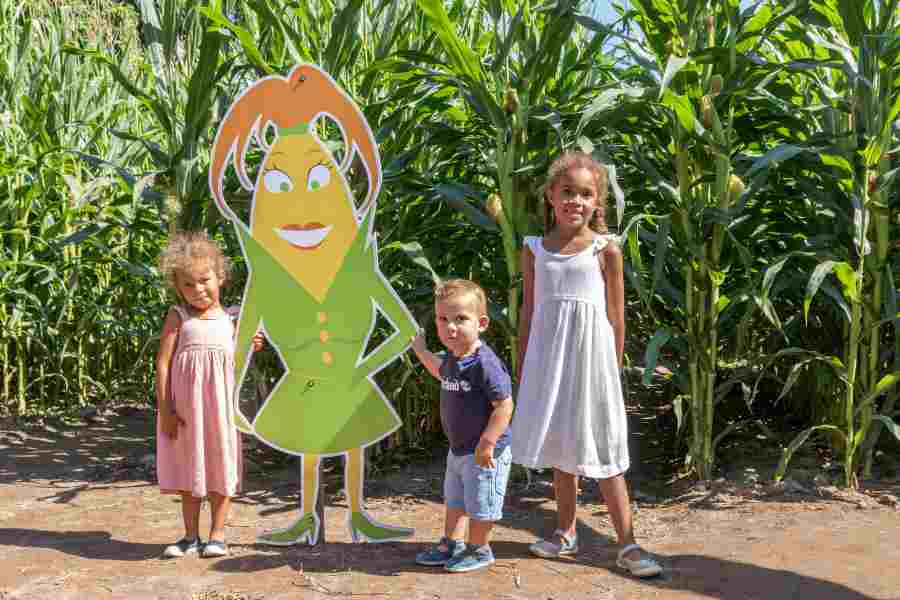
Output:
[474, 396, 514, 468]
[602, 242, 626, 369]
[155, 308, 183, 439]
[410, 331, 444, 380]
[516, 245, 536, 379]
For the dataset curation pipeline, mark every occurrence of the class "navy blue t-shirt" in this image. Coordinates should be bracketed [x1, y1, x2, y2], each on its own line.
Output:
[439, 343, 512, 457]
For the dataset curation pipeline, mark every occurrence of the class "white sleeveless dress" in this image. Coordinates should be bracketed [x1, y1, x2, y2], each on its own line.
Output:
[511, 235, 630, 479]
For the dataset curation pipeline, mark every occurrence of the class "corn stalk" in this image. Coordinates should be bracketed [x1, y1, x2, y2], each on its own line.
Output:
[622, 0, 806, 480]
[764, 0, 900, 487]
[416, 0, 616, 376]
[0, 0, 168, 413]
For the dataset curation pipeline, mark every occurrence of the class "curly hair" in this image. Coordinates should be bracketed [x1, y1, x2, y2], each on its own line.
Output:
[159, 230, 231, 296]
[434, 278, 487, 316]
[542, 151, 609, 234]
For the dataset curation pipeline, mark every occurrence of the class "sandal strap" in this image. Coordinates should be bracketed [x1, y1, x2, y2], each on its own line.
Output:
[552, 529, 575, 543]
[618, 543, 642, 558]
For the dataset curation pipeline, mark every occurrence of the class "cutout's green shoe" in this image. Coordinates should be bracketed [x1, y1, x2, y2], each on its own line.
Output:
[234, 411, 254, 435]
[348, 510, 413, 543]
[257, 513, 320, 546]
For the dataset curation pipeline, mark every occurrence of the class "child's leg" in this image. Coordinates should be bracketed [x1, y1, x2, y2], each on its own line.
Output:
[597, 474, 636, 553]
[530, 467, 579, 558]
[599, 474, 661, 576]
[208, 492, 231, 542]
[467, 519, 493, 547]
[442, 450, 468, 542]
[553, 468, 578, 538]
[444, 447, 511, 572]
[162, 493, 203, 557]
[445, 505, 467, 542]
[415, 456, 467, 566]
[182, 493, 202, 540]
[462, 446, 511, 546]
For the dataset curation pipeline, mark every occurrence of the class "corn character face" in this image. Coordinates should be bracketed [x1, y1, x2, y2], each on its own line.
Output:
[250, 131, 359, 302]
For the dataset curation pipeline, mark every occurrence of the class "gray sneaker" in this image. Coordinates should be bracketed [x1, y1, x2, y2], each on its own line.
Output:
[529, 529, 578, 558]
[201, 539, 228, 558]
[162, 537, 200, 558]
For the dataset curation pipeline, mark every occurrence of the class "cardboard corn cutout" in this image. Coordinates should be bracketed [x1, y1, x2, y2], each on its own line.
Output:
[209, 64, 416, 545]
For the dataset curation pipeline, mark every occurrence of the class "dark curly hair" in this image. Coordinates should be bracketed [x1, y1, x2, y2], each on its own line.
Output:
[542, 151, 609, 234]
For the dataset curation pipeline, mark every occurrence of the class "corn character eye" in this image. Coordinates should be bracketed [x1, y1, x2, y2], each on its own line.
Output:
[263, 169, 293, 193]
[308, 164, 331, 191]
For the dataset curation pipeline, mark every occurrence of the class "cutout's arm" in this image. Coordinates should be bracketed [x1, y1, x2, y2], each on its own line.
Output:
[232, 282, 262, 433]
[357, 271, 417, 373]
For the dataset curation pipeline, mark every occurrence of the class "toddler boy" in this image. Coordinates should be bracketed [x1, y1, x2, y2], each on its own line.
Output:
[410, 279, 514, 573]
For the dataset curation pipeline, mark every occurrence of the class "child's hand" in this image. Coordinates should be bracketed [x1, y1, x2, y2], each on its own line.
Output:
[410, 330, 427, 355]
[474, 439, 496, 469]
[251, 332, 265, 352]
[161, 411, 184, 439]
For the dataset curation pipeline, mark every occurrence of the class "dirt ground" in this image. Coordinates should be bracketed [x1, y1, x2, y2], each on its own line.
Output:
[2, 407, 899, 600]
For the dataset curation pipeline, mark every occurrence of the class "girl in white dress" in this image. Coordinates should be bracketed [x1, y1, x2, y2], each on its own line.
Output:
[511, 151, 661, 577]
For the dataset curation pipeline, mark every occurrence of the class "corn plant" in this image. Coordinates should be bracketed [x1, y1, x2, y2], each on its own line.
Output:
[411, 0, 622, 374]
[68, 0, 229, 231]
[0, 0, 167, 413]
[759, 0, 900, 487]
[589, 0, 818, 481]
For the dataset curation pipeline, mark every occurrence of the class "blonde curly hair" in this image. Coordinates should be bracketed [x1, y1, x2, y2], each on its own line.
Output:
[159, 231, 231, 297]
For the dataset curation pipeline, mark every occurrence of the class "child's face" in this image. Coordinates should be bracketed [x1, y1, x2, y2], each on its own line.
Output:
[547, 166, 599, 231]
[435, 293, 488, 358]
[176, 259, 222, 311]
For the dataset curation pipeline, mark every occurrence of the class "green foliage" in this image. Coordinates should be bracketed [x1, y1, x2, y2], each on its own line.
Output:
[3, 0, 899, 486]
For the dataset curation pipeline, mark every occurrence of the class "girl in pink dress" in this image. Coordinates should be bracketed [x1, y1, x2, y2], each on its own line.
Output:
[155, 231, 259, 558]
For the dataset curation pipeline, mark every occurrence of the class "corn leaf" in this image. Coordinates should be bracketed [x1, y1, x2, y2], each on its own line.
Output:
[643, 327, 672, 386]
[856, 370, 900, 417]
[417, 0, 484, 84]
[871, 415, 900, 442]
[774, 424, 843, 482]
[804, 259, 837, 323]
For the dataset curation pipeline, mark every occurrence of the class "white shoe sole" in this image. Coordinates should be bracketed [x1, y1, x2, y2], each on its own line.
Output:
[445, 558, 495, 573]
[529, 543, 578, 558]
[162, 546, 198, 558]
[616, 558, 662, 577]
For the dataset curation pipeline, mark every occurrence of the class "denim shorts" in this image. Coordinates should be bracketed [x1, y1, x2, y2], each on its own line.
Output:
[443, 445, 512, 521]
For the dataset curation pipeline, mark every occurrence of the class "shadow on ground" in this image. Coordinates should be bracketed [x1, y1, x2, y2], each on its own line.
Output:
[0, 528, 161, 561]
[207, 540, 881, 600]
[636, 553, 881, 600]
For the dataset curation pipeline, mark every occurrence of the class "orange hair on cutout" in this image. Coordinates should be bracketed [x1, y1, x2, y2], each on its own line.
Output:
[209, 64, 381, 220]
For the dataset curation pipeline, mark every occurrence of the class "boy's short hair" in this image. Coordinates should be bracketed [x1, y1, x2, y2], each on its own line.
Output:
[434, 279, 488, 316]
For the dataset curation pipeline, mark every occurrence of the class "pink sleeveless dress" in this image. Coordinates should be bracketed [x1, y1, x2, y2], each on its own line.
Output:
[156, 305, 242, 497]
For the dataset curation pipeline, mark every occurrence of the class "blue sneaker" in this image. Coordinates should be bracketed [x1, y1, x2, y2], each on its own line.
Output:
[415, 537, 465, 566]
[445, 545, 495, 573]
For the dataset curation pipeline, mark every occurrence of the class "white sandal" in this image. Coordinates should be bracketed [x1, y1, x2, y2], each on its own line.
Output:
[616, 543, 662, 577]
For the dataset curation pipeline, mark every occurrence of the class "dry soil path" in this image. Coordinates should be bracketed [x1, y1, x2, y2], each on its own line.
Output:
[1, 410, 898, 600]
